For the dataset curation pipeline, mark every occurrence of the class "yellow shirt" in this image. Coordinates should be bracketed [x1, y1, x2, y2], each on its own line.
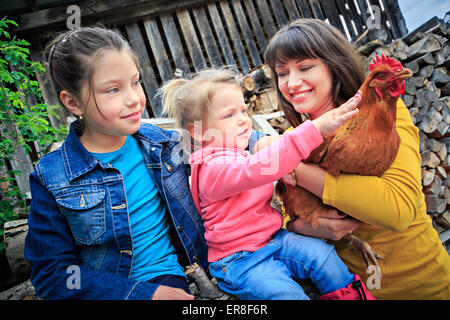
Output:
[283, 99, 450, 299]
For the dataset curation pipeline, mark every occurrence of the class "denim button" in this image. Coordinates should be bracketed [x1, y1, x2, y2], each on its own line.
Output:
[120, 249, 133, 255]
[177, 224, 182, 231]
[151, 147, 155, 151]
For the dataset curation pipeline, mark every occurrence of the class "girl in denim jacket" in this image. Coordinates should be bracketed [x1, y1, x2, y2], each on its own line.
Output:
[24, 27, 212, 300]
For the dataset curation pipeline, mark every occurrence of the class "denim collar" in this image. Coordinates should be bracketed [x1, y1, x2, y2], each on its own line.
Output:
[62, 121, 175, 181]
[62, 121, 104, 181]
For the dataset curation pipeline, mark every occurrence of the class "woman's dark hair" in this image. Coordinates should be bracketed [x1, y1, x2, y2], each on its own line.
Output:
[265, 18, 366, 127]
[45, 26, 139, 115]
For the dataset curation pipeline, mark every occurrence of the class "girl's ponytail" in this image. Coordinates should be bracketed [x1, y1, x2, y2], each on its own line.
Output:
[158, 68, 240, 131]
[159, 78, 189, 128]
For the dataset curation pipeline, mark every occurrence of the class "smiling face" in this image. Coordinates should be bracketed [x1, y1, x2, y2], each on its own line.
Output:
[79, 49, 146, 151]
[275, 58, 335, 119]
[202, 84, 252, 150]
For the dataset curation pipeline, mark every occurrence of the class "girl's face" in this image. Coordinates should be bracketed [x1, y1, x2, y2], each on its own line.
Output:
[275, 58, 335, 119]
[80, 49, 146, 151]
[202, 84, 252, 150]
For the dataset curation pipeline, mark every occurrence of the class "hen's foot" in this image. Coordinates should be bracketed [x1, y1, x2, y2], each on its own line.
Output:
[346, 232, 384, 278]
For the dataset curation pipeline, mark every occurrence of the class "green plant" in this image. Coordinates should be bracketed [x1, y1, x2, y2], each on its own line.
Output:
[0, 18, 67, 252]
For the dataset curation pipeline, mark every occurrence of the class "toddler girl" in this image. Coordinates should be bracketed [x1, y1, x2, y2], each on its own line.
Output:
[160, 68, 374, 300]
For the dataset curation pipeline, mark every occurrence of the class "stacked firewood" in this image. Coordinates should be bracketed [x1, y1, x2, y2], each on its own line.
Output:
[240, 64, 292, 134]
[387, 20, 450, 238]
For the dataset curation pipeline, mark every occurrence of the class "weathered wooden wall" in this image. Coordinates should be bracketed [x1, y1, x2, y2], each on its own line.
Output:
[13, 0, 408, 118]
[120, 0, 408, 117]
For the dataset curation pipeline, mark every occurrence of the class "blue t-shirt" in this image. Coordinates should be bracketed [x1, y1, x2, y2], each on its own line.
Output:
[91, 136, 185, 281]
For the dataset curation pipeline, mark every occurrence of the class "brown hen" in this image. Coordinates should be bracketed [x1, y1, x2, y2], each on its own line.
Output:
[275, 54, 413, 275]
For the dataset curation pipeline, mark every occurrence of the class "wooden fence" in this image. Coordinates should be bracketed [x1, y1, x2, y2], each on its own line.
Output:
[6, 0, 408, 195]
[117, 0, 408, 117]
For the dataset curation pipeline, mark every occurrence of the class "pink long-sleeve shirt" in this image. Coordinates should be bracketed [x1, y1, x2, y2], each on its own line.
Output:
[189, 120, 323, 262]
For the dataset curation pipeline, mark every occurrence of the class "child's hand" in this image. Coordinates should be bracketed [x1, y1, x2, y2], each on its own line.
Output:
[151, 285, 195, 300]
[281, 172, 296, 186]
[312, 91, 361, 136]
[253, 135, 282, 153]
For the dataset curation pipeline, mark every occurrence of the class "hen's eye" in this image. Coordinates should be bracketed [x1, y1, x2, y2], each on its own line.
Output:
[376, 73, 386, 80]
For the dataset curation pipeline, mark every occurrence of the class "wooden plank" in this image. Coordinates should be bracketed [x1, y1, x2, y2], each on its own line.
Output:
[160, 14, 191, 76]
[231, 0, 262, 67]
[252, 114, 280, 136]
[192, 6, 224, 68]
[377, 0, 401, 39]
[295, 0, 313, 18]
[242, 0, 268, 53]
[320, 0, 345, 33]
[141, 117, 175, 130]
[384, 0, 407, 36]
[269, 0, 289, 27]
[255, 0, 278, 39]
[125, 22, 160, 117]
[345, 0, 366, 36]
[355, 0, 370, 28]
[308, 0, 325, 20]
[143, 18, 174, 83]
[0, 113, 34, 195]
[283, 0, 301, 21]
[13, 0, 210, 33]
[336, 0, 358, 40]
[219, 1, 251, 74]
[367, 0, 393, 41]
[176, 9, 208, 72]
[30, 47, 69, 127]
[206, 2, 239, 73]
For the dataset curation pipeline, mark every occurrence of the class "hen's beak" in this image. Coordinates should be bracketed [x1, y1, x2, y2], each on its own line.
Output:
[393, 68, 413, 81]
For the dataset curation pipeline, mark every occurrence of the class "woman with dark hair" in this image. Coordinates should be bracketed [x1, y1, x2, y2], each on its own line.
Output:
[263, 18, 450, 299]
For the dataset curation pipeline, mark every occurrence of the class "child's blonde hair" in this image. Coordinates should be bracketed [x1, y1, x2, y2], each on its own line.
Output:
[159, 68, 241, 130]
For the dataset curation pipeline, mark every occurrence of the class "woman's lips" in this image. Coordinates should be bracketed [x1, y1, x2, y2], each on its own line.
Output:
[291, 89, 313, 103]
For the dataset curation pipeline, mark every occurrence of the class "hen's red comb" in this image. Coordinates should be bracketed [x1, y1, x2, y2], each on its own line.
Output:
[368, 54, 403, 71]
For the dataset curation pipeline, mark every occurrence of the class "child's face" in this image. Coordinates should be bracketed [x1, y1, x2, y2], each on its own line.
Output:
[275, 58, 335, 119]
[81, 49, 146, 147]
[203, 85, 252, 150]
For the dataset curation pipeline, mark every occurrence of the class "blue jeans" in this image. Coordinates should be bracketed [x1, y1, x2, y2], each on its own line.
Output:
[209, 229, 354, 300]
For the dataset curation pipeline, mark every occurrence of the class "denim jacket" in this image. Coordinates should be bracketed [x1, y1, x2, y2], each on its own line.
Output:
[24, 121, 211, 300]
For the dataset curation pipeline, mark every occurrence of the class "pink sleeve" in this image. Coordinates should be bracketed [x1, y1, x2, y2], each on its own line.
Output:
[201, 120, 323, 201]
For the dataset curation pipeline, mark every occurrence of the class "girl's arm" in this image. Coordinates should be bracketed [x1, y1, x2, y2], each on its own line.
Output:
[199, 95, 359, 202]
[200, 120, 323, 202]
[291, 99, 421, 232]
[25, 170, 159, 300]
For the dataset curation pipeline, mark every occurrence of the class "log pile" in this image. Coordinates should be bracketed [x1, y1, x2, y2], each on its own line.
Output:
[240, 64, 291, 134]
[387, 19, 450, 241]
